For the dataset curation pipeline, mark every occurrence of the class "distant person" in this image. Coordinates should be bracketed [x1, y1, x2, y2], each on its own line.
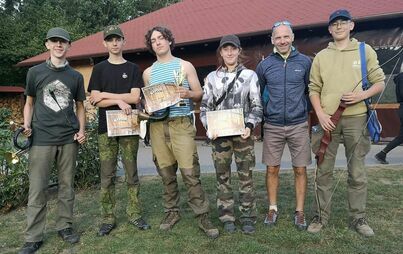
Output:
[256, 21, 311, 230]
[19, 27, 86, 254]
[308, 9, 385, 237]
[143, 26, 219, 239]
[375, 69, 403, 164]
[88, 25, 150, 236]
[200, 34, 263, 234]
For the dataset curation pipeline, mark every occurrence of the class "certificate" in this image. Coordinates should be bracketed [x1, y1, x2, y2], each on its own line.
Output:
[142, 83, 180, 113]
[106, 110, 140, 137]
[206, 108, 245, 137]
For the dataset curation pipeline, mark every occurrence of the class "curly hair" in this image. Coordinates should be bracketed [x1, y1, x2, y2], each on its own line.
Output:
[144, 26, 175, 55]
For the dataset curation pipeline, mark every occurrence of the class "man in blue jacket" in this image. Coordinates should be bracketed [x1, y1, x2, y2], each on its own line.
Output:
[256, 21, 312, 230]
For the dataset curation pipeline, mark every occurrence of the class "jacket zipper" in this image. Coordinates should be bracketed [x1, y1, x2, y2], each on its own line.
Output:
[283, 58, 287, 125]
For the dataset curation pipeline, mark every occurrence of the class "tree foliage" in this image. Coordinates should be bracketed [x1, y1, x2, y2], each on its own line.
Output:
[0, 0, 180, 86]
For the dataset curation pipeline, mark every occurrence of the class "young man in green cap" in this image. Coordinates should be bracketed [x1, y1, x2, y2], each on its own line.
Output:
[88, 25, 150, 236]
[19, 27, 86, 254]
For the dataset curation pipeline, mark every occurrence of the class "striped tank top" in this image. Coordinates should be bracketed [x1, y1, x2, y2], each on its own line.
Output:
[149, 57, 192, 118]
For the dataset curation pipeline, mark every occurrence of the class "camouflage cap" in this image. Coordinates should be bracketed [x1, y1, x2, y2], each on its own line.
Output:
[45, 27, 71, 42]
[103, 25, 124, 40]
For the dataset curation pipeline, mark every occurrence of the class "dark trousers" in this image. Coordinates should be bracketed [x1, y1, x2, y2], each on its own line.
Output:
[384, 106, 403, 153]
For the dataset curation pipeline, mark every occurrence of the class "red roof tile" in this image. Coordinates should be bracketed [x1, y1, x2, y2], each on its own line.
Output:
[18, 0, 402, 66]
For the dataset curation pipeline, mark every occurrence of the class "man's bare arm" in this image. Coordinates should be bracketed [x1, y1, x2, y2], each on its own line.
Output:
[23, 96, 34, 136]
[89, 88, 140, 105]
[90, 90, 132, 114]
[74, 101, 86, 144]
[180, 60, 203, 102]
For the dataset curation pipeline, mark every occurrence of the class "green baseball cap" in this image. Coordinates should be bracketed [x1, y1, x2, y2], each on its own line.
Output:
[45, 27, 71, 42]
[103, 25, 124, 40]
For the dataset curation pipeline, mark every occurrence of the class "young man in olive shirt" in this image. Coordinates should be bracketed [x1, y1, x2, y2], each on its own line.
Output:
[308, 9, 385, 237]
[20, 27, 86, 254]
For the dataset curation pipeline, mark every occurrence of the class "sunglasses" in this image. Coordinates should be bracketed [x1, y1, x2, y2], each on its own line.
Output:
[272, 20, 292, 29]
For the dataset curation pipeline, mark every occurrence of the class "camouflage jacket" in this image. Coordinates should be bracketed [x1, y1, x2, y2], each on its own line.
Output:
[200, 64, 263, 129]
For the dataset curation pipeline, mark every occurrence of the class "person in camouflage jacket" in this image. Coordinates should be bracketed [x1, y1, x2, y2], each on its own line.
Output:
[200, 34, 262, 234]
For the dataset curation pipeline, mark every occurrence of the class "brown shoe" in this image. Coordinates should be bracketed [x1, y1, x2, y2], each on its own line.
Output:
[159, 211, 181, 231]
[294, 211, 307, 230]
[264, 209, 278, 227]
[198, 213, 219, 239]
[307, 215, 323, 234]
[351, 218, 375, 237]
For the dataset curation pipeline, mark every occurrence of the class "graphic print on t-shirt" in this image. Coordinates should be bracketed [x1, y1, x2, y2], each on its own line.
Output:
[44, 79, 71, 112]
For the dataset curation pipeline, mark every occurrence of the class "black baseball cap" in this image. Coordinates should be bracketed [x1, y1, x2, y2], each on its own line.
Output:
[329, 9, 352, 25]
[45, 27, 71, 42]
[219, 34, 241, 48]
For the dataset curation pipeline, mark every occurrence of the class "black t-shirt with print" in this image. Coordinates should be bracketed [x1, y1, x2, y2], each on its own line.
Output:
[87, 60, 143, 134]
[25, 61, 85, 146]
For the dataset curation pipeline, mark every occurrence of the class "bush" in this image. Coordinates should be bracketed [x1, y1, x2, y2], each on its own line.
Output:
[75, 118, 100, 189]
[0, 107, 100, 213]
[0, 108, 29, 213]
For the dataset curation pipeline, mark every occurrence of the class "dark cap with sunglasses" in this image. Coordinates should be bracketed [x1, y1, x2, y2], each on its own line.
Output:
[272, 20, 292, 30]
[45, 27, 71, 43]
[219, 34, 241, 48]
[329, 9, 352, 25]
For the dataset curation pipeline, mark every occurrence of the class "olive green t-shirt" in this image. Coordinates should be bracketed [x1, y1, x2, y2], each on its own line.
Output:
[25, 61, 85, 145]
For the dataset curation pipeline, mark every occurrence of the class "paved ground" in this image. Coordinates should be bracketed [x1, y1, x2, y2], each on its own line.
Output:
[128, 140, 403, 176]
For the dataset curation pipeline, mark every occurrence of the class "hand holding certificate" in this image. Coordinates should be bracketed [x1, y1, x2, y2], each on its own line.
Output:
[106, 109, 140, 137]
[142, 66, 187, 113]
[206, 108, 245, 138]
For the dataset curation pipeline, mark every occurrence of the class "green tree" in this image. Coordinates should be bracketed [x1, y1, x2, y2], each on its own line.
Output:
[0, 0, 180, 86]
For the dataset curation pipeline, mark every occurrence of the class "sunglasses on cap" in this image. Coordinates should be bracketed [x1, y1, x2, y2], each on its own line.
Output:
[272, 20, 292, 29]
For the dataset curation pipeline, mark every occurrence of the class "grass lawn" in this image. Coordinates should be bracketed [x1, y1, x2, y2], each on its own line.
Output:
[0, 166, 402, 254]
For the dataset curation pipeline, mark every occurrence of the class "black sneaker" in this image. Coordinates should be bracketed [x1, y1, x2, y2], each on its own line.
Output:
[58, 227, 80, 244]
[18, 241, 43, 254]
[223, 221, 237, 233]
[241, 220, 256, 234]
[129, 217, 151, 230]
[375, 152, 389, 164]
[98, 223, 116, 236]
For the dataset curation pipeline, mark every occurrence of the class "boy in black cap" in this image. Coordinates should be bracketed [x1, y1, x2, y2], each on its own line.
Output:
[88, 25, 150, 236]
[19, 27, 86, 254]
[308, 9, 385, 237]
[200, 34, 262, 234]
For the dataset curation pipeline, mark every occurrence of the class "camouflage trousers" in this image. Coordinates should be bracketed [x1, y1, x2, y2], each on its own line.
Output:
[211, 135, 256, 223]
[98, 133, 142, 224]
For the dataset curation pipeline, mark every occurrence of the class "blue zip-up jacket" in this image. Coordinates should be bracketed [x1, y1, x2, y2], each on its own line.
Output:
[256, 49, 311, 126]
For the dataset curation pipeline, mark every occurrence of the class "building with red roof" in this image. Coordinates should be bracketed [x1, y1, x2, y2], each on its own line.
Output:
[17, 0, 403, 138]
